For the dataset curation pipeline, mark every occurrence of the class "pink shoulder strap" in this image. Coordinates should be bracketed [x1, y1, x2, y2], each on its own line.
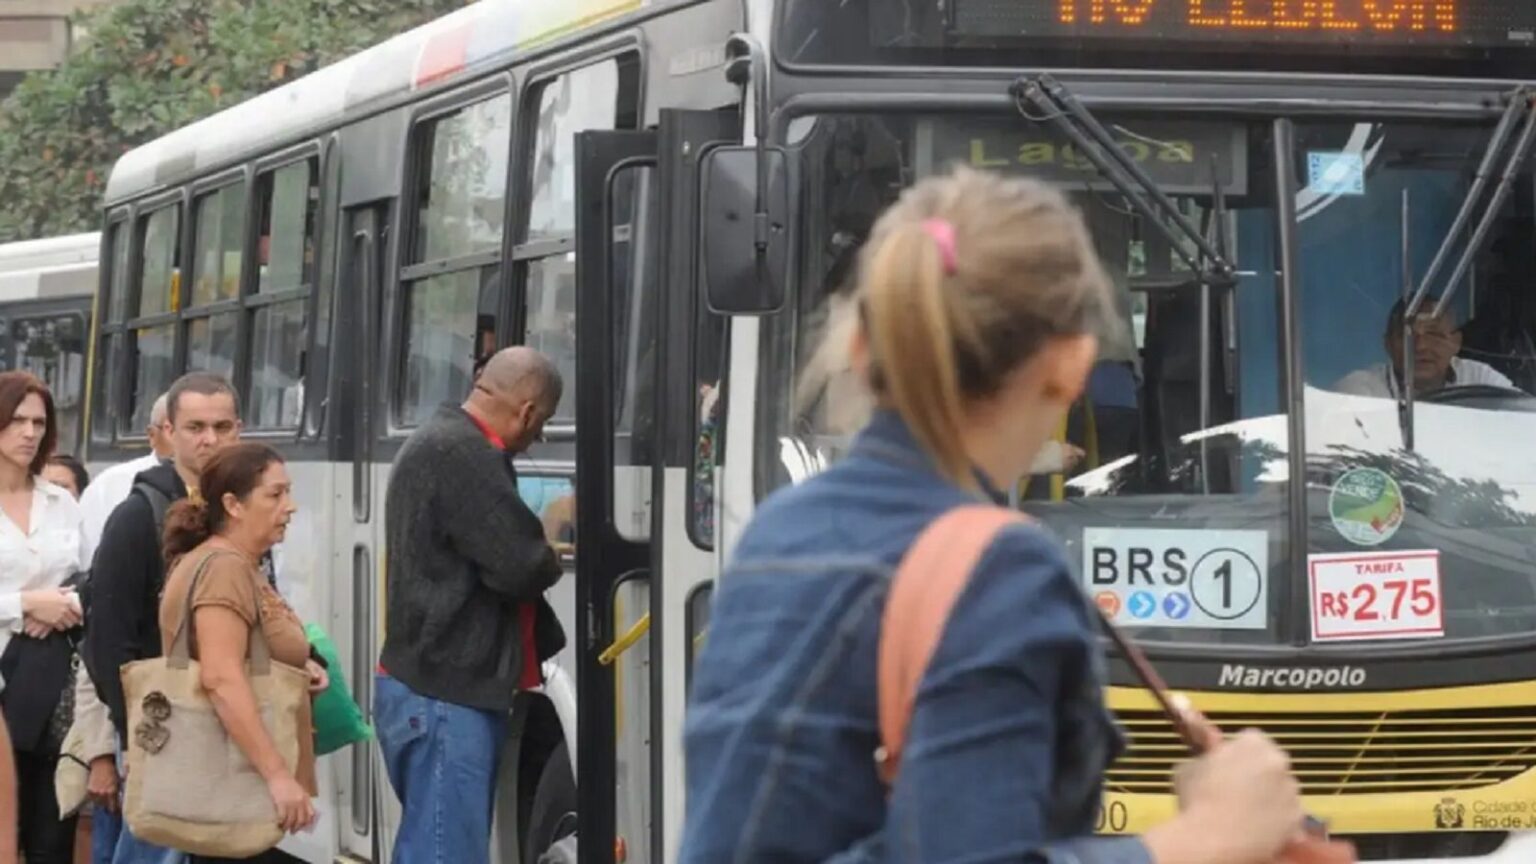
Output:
[876, 505, 1028, 786]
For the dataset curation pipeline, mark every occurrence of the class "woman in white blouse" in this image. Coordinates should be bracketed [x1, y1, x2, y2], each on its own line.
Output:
[0, 371, 86, 863]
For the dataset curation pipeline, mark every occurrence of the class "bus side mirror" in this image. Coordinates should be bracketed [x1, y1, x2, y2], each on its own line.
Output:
[700, 145, 790, 315]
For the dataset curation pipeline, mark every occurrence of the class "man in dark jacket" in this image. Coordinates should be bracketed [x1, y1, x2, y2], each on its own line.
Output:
[375, 346, 565, 864]
[83, 373, 243, 741]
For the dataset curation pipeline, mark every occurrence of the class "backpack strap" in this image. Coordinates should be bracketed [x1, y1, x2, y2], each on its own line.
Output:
[133, 480, 171, 559]
[876, 504, 1028, 786]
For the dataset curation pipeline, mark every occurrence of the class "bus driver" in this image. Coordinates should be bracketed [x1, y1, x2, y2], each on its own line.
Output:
[1334, 298, 1514, 399]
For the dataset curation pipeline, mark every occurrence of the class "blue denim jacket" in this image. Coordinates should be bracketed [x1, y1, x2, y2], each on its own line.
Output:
[680, 411, 1153, 864]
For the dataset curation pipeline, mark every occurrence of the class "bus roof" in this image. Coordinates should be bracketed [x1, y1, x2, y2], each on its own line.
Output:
[0, 233, 98, 274]
[105, 0, 660, 205]
[0, 232, 99, 303]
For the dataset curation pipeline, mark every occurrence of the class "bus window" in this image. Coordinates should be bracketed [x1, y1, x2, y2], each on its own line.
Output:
[689, 302, 728, 549]
[527, 61, 621, 240]
[137, 205, 180, 318]
[95, 220, 131, 441]
[1297, 121, 1536, 642]
[524, 256, 575, 424]
[402, 267, 495, 424]
[399, 93, 512, 427]
[126, 203, 182, 433]
[249, 158, 319, 429]
[257, 160, 318, 295]
[520, 57, 636, 427]
[414, 97, 510, 263]
[191, 181, 246, 305]
[186, 313, 237, 382]
[12, 312, 87, 456]
[185, 182, 245, 383]
[610, 164, 659, 543]
[107, 221, 132, 323]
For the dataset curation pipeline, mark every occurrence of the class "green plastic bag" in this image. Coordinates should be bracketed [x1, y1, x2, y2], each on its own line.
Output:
[305, 623, 372, 756]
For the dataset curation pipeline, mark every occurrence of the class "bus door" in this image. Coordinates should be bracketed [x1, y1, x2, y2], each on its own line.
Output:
[572, 108, 737, 864]
[574, 128, 660, 864]
[336, 201, 390, 862]
[650, 109, 738, 864]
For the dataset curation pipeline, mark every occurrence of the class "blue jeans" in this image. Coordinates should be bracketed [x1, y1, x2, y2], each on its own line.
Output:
[111, 737, 186, 864]
[375, 674, 508, 864]
[91, 804, 122, 864]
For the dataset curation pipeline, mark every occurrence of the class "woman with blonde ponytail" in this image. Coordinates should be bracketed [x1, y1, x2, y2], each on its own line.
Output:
[681, 168, 1307, 864]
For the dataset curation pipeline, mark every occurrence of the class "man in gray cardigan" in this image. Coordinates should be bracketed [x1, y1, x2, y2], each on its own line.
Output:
[375, 346, 565, 864]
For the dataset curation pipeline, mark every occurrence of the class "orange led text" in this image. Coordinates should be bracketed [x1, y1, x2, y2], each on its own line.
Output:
[1058, 0, 1459, 32]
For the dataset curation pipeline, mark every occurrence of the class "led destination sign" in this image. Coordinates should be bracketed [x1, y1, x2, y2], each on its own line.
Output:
[950, 0, 1536, 47]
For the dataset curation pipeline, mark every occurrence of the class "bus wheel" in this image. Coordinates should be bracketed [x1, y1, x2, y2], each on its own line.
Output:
[524, 740, 577, 864]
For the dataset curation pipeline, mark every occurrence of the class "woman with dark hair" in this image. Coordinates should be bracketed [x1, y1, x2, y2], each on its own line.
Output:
[0, 371, 86, 864]
[42, 454, 89, 501]
[157, 443, 323, 860]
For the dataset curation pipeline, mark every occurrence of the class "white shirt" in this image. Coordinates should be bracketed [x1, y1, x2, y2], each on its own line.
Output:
[1333, 358, 1515, 400]
[79, 452, 163, 565]
[0, 478, 86, 661]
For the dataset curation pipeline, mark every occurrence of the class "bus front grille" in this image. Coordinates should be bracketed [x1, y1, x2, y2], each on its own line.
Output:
[1106, 707, 1536, 796]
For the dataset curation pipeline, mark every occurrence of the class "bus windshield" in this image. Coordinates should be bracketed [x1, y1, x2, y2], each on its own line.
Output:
[763, 110, 1536, 647]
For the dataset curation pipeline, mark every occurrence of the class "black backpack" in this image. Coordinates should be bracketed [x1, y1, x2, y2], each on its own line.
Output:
[134, 479, 173, 552]
[79, 479, 173, 623]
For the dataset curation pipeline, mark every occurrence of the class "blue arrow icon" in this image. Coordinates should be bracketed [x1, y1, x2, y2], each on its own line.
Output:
[1129, 591, 1157, 620]
[1163, 592, 1192, 620]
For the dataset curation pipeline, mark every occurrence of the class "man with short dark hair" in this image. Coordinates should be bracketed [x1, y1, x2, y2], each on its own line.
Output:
[83, 373, 243, 864]
[375, 346, 566, 864]
[1336, 298, 1515, 398]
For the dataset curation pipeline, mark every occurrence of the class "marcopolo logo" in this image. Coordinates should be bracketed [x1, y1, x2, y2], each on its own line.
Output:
[1218, 664, 1367, 690]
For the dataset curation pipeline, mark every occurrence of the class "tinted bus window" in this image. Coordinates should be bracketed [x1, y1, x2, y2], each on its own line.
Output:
[249, 158, 319, 429]
[127, 203, 182, 433]
[398, 93, 512, 426]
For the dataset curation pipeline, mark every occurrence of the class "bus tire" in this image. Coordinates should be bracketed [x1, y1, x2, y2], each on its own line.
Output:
[523, 739, 576, 864]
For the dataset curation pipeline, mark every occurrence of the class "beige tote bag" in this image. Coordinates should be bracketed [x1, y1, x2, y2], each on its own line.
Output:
[120, 551, 309, 858]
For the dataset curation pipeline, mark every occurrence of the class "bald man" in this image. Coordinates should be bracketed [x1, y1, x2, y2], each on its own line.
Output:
[375, 347, 566, 864]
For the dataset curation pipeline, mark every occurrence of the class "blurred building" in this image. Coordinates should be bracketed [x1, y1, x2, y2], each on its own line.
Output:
[0, 1, 121, 99]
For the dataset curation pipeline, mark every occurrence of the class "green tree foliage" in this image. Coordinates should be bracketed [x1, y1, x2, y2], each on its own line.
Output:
[0, 0, 468, 242]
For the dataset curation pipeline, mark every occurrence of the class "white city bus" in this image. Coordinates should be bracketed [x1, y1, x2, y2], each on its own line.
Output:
[86, 1, 739, 861]
[0, 232, 96, 455]
[85, 0, 1536, 862]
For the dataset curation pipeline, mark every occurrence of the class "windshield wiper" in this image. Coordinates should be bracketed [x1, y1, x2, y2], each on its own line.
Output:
[1011, 74, 1237, 289]
[1399, 88, 1536, 448]
[1012, 74, 1236, 493]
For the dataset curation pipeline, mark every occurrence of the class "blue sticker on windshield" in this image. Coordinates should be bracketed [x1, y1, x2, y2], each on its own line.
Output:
[1307, 151, 1365, 196]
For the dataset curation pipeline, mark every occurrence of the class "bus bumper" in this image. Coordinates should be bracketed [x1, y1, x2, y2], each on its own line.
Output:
[1391, 831, 1536, 863]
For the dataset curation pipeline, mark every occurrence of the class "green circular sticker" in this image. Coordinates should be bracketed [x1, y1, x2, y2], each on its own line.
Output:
[1329, 467, 1404, 546]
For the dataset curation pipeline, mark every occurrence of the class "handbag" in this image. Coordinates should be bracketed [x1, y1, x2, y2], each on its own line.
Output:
[303, 623, 371, 756]
[0, 628, 77, 754]
[120, 551, 310, 858]
[877, 506, 1357, 864]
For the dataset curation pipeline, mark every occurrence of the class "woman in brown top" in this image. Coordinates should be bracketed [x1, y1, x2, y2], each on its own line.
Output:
[158, 443, 325, 851]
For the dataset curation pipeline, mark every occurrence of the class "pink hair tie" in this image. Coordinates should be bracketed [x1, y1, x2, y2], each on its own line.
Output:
[921, 218, 958, 275]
